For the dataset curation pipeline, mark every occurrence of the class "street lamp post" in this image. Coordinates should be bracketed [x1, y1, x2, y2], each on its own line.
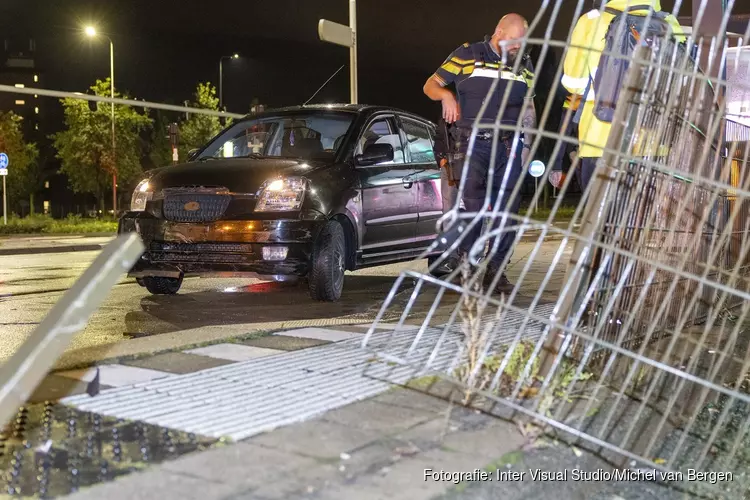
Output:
[85, 26, 117, 216]
[219, 53, 239, 111]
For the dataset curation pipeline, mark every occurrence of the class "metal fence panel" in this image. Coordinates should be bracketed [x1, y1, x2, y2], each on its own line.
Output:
[362, 1, 750, 492]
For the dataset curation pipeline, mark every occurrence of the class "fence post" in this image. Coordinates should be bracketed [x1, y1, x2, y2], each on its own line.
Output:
[0, 233, 144, 429]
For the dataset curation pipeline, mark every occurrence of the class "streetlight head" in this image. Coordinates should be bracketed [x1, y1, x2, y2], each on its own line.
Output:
[85, 26, 97, 37]
[233, 53, 239, 59]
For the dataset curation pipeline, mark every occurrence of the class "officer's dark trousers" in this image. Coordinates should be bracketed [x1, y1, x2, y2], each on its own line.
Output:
[459, 138, 523, 268]
[579, 157, 598, 192]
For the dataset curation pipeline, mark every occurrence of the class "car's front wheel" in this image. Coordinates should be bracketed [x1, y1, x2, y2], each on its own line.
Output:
[308, 220, 346, 302]
[142, 275, 183, 295]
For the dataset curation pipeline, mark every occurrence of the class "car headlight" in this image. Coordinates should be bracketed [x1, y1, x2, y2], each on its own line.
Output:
[131, 178, 153, 212]
[255, 177, 307, 212]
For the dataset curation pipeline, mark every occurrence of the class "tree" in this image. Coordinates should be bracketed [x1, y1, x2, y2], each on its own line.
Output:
[178, 82, 223, 160]
[149, 110, 174, 169]
[52, 78, 152, 213]
[0, 111, 39, 215]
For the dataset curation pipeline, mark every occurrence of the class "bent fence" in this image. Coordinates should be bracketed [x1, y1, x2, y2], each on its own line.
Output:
[363, 1, 750, 496]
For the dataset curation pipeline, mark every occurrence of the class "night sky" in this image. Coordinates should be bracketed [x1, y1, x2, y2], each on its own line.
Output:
[1, 0, 748, 129]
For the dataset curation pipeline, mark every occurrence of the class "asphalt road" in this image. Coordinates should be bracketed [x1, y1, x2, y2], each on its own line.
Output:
[0, 237, 567, 371]
[0, 249, 428, 370]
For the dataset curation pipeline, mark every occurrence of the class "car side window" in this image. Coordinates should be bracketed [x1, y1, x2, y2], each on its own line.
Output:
[357, 117, 405, 165]
[402, 118, 436, 164]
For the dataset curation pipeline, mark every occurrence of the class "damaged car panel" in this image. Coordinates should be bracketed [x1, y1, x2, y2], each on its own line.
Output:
[118, 104, 442, 301]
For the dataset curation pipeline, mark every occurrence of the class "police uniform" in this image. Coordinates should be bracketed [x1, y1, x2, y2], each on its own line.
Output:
[432, 37, 535, 273]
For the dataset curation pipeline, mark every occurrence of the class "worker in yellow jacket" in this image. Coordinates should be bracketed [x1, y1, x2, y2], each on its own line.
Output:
[550, 0, 685, 190]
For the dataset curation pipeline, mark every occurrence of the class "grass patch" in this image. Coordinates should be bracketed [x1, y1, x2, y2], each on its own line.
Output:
[0, 214, 118, 236]
[519, 204, 578, 222]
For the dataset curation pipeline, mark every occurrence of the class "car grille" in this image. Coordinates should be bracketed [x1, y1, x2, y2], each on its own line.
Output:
[149, 241, 254, 264]
[162, 192, 231, 223]
[150, 242, 253, 253]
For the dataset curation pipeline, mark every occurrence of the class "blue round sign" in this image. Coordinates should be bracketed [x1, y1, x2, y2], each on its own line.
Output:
[529, 160, 545, 178]
[0, 153, 8, 169]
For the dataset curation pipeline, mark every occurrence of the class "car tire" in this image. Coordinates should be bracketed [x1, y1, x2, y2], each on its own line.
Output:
[136, 277, 146, 287]
[308, 220, 346, 302]
[142, 275, 183, 295]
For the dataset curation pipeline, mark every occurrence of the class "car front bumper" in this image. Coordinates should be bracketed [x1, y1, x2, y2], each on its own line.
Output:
[118, 211, 325, 280]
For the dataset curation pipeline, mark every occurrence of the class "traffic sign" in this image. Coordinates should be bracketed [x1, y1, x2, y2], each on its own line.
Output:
[529, 160, 545, 178]
[0, 169, 7, 176]
[0, 153, 8, 170]
[318, 19, 354, 48]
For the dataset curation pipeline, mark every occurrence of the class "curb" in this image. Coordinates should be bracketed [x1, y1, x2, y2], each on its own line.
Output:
[0, 244, 107, 256]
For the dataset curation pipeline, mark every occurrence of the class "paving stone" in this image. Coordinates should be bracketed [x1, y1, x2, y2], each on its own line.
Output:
[371, 387, 455, 414]
[279, 327, 362, 342]
[65, 469, 240, 500]
[28, 374, 114, 403]
[320, 446, 486, 500]
[249, 418, 382, 460]
[235, 461, 340, 499]
[185, 343, 281, 361]
[161, 442, 317, 490]
[440, 419, 525, 461]
[56, 364, 170, 387]
[122, 351, 235, 374]
[322, 399, 437, 433]
[240, 334, 331, 351]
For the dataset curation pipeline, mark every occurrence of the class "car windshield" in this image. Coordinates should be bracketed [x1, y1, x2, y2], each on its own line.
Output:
[196, 112, 355, 161]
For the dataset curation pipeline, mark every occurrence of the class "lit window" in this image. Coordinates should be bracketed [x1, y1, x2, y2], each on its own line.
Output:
[34, 107, 39, 114]
[44, 181, 49, 188]
[15, 100, 25, 105]
[14, 83, 24, 88]
[33, 75, 38, 82]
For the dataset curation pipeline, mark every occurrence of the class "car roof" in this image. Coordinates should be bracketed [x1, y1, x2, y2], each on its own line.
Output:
[241, 104, 434, 127]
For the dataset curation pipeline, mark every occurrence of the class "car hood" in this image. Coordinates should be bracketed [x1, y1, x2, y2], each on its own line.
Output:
[147, 158, 328, 193]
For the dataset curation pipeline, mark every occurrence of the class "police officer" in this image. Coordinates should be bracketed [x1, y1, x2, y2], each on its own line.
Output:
[423, 13, 536, 294]
[553, 0, 685, 192]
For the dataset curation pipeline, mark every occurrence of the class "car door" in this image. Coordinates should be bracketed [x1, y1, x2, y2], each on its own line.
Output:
[356, 115, 420, 256]
[399, 116, 444, 242]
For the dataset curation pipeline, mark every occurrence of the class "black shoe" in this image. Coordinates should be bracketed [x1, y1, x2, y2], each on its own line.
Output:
[429, 254, 458, 277]
[484, 269, 514, 294]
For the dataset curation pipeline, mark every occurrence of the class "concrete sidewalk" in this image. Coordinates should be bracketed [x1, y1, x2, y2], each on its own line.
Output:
[0, 234, 115, 255]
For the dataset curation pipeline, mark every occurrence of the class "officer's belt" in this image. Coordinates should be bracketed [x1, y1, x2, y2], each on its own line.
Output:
[453, 126, 516, 141]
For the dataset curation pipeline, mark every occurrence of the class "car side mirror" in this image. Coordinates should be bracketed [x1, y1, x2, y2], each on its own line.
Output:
[187, 148, 200, 161]
[355, 143, 394, 166]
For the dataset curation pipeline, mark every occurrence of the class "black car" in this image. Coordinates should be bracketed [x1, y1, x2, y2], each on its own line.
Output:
[119, 104, 444, 301]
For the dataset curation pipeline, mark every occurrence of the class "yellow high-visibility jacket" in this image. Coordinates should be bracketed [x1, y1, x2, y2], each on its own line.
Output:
[562, 0, 685, 157]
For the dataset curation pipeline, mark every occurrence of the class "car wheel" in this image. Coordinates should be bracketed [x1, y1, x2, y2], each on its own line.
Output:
[308, 220, 346, 302]
[142, 275, 183, 295]
[136, 277, 146, 287]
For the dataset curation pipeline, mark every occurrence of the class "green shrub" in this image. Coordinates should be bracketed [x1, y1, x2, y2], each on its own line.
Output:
[0, 214, 118, 235]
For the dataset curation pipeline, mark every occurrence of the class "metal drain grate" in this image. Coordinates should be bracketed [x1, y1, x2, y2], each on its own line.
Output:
[63, 307, 553, 441]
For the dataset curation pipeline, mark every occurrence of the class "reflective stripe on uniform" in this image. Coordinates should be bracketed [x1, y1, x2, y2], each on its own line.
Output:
[467, 68, 527, 83]
[440, 62, 462, 75]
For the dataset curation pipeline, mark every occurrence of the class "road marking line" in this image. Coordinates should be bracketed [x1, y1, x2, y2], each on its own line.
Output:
[278, 327, 362, 342]
[185, 343, 282, 362]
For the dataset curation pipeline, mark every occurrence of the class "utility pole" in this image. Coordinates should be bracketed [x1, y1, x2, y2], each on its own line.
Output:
[318, 0, 358, 104]
[349, 0, 358, 104]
